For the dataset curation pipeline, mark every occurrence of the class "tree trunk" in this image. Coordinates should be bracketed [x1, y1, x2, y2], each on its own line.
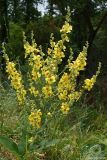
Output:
[84, 9, 107, 75]
[13, 0, 19, 23]
[88, 11, 107, 54]
[25, 0, 32, 23]
[0, 0, 9, 82]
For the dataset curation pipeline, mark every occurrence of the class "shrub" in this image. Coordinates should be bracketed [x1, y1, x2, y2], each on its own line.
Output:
[6, 23, 24, 60]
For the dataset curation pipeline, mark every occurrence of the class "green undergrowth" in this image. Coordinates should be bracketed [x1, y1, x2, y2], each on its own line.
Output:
[0, 85, 107, 160]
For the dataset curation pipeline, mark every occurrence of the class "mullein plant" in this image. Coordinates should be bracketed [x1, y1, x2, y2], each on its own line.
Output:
[2, 10, 101, 159]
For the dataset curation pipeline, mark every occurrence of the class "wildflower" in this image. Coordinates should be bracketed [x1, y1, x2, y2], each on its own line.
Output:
[60, 22, 72, 34]
[48, 48, 52, 55]
[6, 60, 26, 104]
[31, 69, 41, 81]
[6, 62, 16, 74]
[68, 48, 87, 78]
[68, 91, 81, 102]
[43, 70, 56, 84]
[83, 63, 101, 91]
[29, 54, 42, 69]
[53, 47, 65, 60]
[47, 112, 52, 117]
[42, 85, 53, 98]
[16, 89, 26, 105]
[29, 86, 39, 97]
[45, 75, 56, 84]
[28, 109, 42, 128]
[24, 42, 39, 58]
[5, 12, 101, 120]
[58, 73, 74, 101]
[84, 76, 96, 91]
[60, 102, 70, 114]
[58, 90, 68, 100]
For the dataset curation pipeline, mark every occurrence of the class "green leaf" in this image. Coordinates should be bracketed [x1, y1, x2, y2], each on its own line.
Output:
[17, 129, 27, 156]
[40, 139, 60, 150]
[0, 135, 20, 157]
[45, 139, 60, 148]
[18, 139, 26, 156]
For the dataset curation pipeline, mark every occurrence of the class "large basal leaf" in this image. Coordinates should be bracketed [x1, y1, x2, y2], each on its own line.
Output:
[0, 135, 20, 157]
[18, 137, 26, 156]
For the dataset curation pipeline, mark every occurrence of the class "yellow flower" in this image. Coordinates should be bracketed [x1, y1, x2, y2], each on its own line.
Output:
[48, 48, 52, 55]
[32, 69, 41, 80]
[60, 102, 70, 114]
[42, 85, 53, 98]
[6, 62, 15, 74]
[58, 73, 74, 100]
[29, 86, 39, 97]
[84, 77, 96, 91]
[16, 89, 26, 105]
[58, 90, 68, 100]
[60, 22, 72, 33]
[28, 109, 42, 128]
[68, 91, 81, 102]
[53, 47, 65, 60]
[47, 112, 52, 117]
[24, 42, 39, 58]
[68, 48, 87, 78]
[45, 75, 56, 84]
[29, 54, 42, 69]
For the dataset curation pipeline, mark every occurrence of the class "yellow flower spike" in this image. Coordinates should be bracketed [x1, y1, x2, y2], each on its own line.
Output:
[83, 63, 101, 91]
[16, 89, 26, 105]
[5, 56, 26, 105]
[68, 45, 87, 78]
[58, 72, 73, 99]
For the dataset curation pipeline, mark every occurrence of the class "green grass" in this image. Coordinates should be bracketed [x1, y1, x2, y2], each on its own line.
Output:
[0, 85, 107, 160]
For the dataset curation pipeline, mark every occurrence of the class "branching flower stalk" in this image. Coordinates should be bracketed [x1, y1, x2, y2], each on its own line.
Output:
[4, 10, 101, 129]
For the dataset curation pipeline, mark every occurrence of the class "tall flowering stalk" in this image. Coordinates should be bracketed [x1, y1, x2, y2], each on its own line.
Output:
[4, 54, 26, 105]
[4, 10, 101, 129]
